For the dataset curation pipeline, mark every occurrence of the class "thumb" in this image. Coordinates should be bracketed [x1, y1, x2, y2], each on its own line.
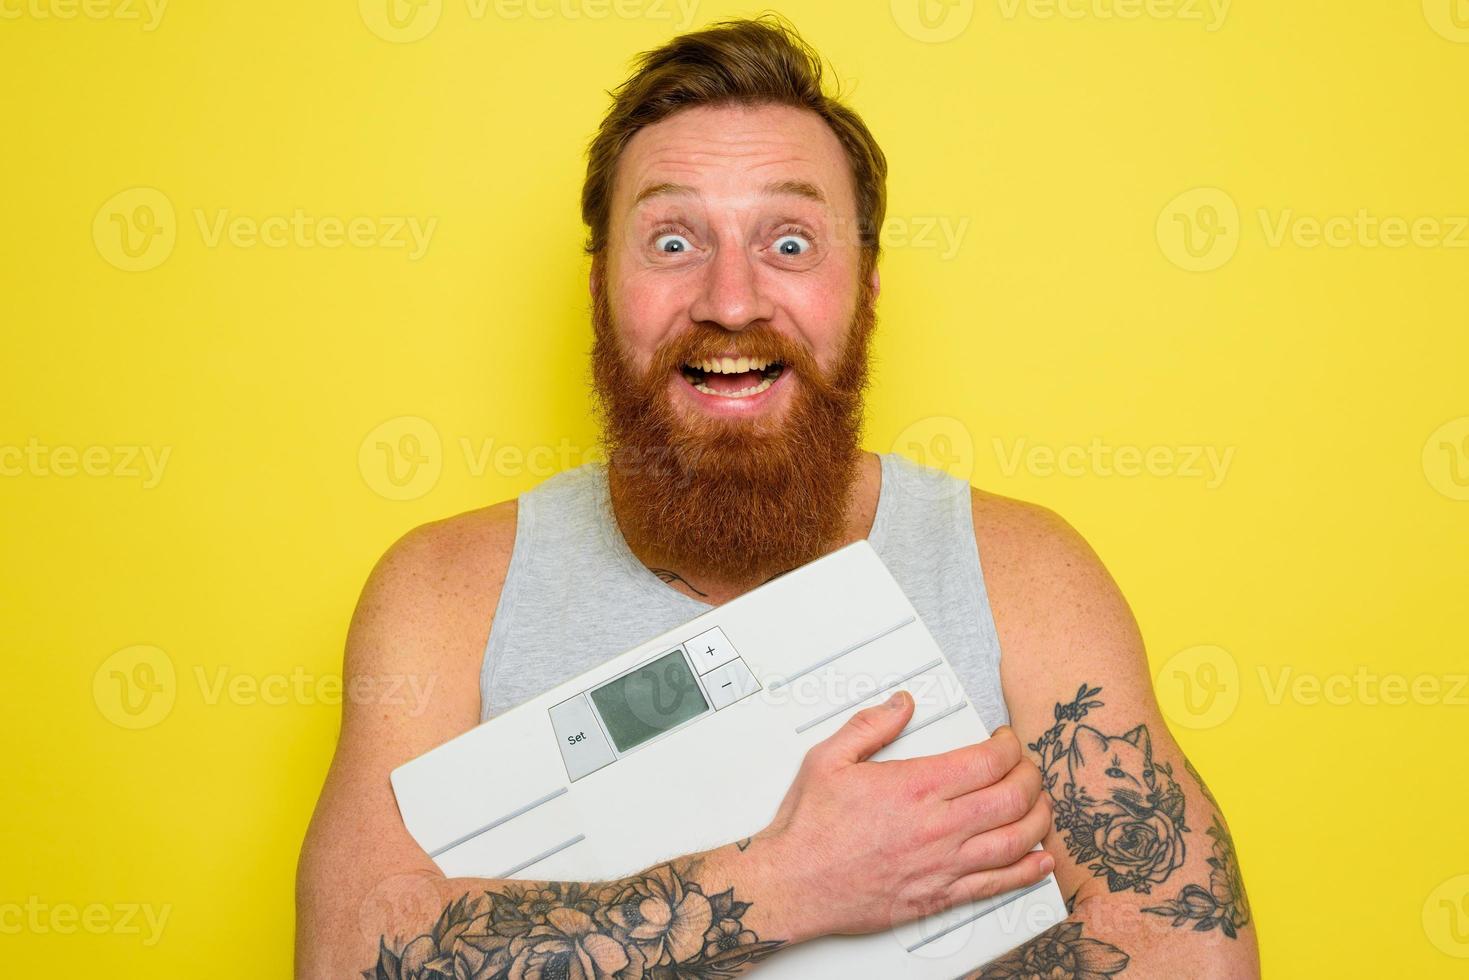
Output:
[821, 690, 914, 765]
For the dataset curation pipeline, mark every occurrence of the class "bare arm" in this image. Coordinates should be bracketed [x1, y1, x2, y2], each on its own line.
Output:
[293, 506, 794, 975]
[297, 503, 1056, 977]
[966, 490, 1260, 979]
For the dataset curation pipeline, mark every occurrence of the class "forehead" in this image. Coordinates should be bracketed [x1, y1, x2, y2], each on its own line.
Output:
[611, 102, 857, 218]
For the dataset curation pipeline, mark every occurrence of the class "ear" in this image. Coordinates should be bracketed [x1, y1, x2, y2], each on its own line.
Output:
[869, 264, 881, 302]
[1122, 724, 1152, 759]
[1070, 726, 1108, 765]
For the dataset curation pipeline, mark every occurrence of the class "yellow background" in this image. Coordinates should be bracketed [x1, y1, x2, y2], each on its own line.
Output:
[3, 0, 1466, 975]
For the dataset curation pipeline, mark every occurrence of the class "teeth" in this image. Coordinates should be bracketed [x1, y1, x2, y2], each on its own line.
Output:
[692, 376, 776, 398]
[685, 356, 774, 374]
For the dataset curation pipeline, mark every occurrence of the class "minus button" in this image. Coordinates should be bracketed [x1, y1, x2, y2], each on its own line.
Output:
[704, 658, 759, 710]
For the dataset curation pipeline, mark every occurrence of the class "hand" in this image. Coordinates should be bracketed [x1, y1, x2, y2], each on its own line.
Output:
[756, 690, 1054, 941]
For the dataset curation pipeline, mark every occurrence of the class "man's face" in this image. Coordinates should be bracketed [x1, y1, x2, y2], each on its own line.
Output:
[590, 101, 879, 581]
[600, 102, 875, 433]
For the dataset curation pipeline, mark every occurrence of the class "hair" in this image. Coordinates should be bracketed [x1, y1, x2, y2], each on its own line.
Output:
[580, 15, 888, 276]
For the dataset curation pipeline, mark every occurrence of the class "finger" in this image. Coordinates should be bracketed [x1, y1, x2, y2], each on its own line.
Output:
[812, 690, 915, 766]
[920, 726, 1024, 799]
[946, 753, 1042, 833]
[945, 849, 1056, 909]
[954, 794, 1053, 874]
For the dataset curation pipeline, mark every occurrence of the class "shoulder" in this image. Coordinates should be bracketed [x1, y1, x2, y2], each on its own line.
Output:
[373, 498, 519, 590]
[968, 487, 1144, 687]
[346, 498, 520, 678]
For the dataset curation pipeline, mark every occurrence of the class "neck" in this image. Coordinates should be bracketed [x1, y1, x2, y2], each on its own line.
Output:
[609, 451, 883, 605]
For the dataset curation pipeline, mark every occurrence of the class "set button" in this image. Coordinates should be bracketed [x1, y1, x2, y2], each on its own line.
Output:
[548, 694, 614, 781]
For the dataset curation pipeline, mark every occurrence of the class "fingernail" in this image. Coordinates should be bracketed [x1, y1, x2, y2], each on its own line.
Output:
[1039, 854, 1055, 875]
[885, 691, 904, 707]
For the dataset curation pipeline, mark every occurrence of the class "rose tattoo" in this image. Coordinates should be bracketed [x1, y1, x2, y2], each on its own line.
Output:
[1029, 685, 1188, 894]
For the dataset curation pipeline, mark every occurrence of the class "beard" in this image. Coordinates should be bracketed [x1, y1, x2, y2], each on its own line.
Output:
[591, 269, 877, 584]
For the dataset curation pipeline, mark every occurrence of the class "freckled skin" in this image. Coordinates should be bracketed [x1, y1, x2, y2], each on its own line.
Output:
[600, 103, 879, 424]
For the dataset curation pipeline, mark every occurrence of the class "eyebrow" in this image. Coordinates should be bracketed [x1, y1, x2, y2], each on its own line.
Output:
[631, 179, 828, 208]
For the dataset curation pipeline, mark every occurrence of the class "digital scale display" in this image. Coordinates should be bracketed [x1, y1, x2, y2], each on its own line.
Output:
[589, 649, 708, 752]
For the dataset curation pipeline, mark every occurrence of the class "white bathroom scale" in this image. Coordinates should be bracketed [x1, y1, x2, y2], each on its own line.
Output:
[391, 540, 1065, 975]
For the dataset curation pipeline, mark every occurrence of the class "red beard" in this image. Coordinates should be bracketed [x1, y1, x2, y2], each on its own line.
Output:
[591, 271, 877, 583]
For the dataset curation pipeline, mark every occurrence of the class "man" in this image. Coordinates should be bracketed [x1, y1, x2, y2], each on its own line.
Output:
[297, 17, 1259, 979]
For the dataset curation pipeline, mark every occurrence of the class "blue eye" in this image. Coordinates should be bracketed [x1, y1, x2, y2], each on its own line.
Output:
[773, 234, 810, 256]
[655, 234, 692, 254]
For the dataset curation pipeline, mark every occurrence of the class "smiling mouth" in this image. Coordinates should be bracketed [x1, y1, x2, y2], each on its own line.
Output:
[679, 356, 786, 398]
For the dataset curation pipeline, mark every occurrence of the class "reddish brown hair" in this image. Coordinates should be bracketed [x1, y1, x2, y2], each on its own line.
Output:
[580, 16, 888, 275]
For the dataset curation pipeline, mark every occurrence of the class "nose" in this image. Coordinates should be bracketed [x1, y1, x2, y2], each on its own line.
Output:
[687, 242, 775, 331]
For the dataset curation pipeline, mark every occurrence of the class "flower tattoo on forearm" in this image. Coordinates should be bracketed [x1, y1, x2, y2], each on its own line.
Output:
[969, 922, 1130, 979]
[365, 861, 783, 980]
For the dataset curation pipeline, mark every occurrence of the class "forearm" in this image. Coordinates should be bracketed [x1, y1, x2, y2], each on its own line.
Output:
[965, 892, 1259, 979]
[301, 835, 806, 979]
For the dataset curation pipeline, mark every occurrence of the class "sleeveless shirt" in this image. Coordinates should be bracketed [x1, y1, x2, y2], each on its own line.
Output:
[479, 453, 1011, 731]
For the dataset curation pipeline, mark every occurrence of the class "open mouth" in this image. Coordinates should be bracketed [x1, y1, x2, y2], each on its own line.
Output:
[679, 356, 786, 399]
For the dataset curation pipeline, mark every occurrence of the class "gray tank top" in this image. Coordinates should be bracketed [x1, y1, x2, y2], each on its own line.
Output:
[480, 453, 1011, 731]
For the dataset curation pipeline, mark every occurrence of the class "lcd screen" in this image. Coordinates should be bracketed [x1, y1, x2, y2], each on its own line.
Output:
[589, 650, 709, 752]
